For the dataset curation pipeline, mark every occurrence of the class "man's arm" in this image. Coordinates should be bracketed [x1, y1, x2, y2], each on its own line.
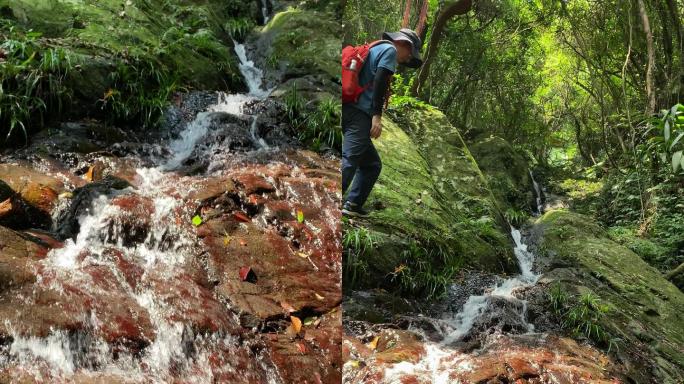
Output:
[370, 67, 393, 139]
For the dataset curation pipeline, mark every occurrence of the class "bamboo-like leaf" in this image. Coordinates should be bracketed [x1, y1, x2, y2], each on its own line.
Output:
[670, 132, 684, 150]
[672, 150, 683, 172]
[664, 120, 671, 141]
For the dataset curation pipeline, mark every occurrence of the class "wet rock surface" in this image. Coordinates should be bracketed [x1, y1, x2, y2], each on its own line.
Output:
[0, 81, 341, 384]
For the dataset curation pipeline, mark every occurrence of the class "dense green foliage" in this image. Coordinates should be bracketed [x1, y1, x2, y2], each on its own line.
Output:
[0, 0, 255, 144]
[345, 0, 684, 287]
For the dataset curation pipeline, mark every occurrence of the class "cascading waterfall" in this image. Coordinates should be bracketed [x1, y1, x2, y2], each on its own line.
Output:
[530, 170, 544, 215]
[261, 0, 272, 25]
[381, 226, 542, 383]
[4, 36, 282, 384]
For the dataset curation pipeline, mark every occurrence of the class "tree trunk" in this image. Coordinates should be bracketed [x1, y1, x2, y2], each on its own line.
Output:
[416, 0, 430, 38]
[637, 0, 657, 114]
[411, 0, 473, 97]
[665, 0, 683, 101]
[666, 261, 684, 281]
[402, 0, 412, 29]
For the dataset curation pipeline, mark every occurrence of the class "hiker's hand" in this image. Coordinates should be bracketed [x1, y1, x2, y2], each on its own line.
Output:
[371, 115, 382, 139]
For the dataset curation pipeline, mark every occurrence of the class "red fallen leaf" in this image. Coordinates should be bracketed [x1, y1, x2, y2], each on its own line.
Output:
[296, 341, 307, 353]
[239, 266, 257, 283]
[234, 212, 250, 222]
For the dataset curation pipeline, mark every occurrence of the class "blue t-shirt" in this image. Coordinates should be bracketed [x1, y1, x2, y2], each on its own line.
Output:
[353, 43, 397, 116]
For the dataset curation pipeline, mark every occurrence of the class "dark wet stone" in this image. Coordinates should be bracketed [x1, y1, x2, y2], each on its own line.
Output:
[55, 175, 131, 240]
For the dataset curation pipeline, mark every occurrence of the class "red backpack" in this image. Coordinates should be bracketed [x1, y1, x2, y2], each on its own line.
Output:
[341, 40, 393, 104]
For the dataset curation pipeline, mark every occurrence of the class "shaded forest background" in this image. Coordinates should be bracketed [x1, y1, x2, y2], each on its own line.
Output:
[344, 0, 684, 285]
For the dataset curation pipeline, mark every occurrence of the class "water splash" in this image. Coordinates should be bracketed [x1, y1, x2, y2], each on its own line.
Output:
[6, 39, 285, 383]
[233, 41, 272, 99]
[378, 227, 542, 381]
[529, 170, 544, 215]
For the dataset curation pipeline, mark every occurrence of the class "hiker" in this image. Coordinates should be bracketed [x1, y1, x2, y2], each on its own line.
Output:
[341, 28, 423, 217]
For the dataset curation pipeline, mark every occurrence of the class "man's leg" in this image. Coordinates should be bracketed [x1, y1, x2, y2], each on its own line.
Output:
[346, 142, 381, 208]
[342, 105, 372, 196]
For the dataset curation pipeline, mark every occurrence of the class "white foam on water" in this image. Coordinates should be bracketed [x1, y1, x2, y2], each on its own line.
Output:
[47, 194, 117, 269]
[530, 170, 544, 215]
[161, 112, 212, 171]
[233, 41, 272, 99]
[9, 330, 75, 374]
[381, 227, 542, 381]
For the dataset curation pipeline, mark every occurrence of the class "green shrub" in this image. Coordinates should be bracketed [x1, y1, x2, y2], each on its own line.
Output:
[284, 83, 342, 151]
[549, 283, 619, 352]
[0, 27, 74, 144]
[342, 223, 375, 289]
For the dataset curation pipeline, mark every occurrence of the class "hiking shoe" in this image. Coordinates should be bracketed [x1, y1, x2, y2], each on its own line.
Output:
[342, 201, 369, 217]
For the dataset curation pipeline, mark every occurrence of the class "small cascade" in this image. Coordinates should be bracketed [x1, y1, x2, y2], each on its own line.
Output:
[374, 226, 542, 382]
[530, 170, 544, 215]
[440, 226, 540, 345]
[1, 35, 329, 384]
[261, 0, 272, 24]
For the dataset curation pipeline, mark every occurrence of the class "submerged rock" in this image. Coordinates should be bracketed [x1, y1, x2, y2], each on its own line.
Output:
[0, 163, 67, 229]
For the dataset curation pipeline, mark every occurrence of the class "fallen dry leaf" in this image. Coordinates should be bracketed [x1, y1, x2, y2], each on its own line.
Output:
[366, 336, 379, 350]
[290, 316, 302, 334]
[85, 165, 96, 182]
[297, 252, 309, 258]
[239, 239, 247, 246]
[296, 341, 307, 353]
[314, 292, 325, 301]
[0, 198, 12, 218]
[234, 212, 250, 222]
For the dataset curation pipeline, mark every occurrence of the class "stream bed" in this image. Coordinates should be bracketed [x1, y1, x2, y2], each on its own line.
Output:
[0, 31, 342, 384]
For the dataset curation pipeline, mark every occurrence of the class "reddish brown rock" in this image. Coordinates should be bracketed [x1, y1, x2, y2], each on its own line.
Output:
[144, 271, 240, 335]
[0, 163, 65, 212]
[374, 330, 425, 365]
[0, 226, 49, 292]
[344, 333, 623, 384]
[266, 308, 342, 384]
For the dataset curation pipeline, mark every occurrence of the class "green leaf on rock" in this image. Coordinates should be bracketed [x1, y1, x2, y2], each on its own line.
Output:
[192, 215, 203, 226]
[297, 209, 304, 223]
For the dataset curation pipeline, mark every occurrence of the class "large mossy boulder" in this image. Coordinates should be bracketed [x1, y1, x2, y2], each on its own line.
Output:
[0, 0, 250, 114]
[346, 104, 517, 297]
[254, 6, 340, 100]
[534, 210, 684, 383]
[469, 136, 535, 212]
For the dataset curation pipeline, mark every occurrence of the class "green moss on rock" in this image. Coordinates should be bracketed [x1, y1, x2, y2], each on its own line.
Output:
[346, 104, 518, 298]
[260, 8, 339, 82]
[469, 136, 534, 212]
[536, 209, 684, 383]
[0, 0, 250, 124]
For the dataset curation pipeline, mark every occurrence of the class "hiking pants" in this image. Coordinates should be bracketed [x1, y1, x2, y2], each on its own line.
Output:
[342, 104, 382, 207]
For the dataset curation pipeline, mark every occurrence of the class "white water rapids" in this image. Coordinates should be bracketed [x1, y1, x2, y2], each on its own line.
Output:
[4, 37, 280, 383]
[382, 226, 542, 383]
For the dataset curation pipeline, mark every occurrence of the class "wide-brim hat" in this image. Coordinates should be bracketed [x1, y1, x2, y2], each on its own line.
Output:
[382, 28, 423, 68]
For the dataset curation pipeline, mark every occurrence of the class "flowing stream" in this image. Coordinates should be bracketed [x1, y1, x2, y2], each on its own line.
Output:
[4, 42, 277, 383]
[381, 226, 542, 383]
[0, 23, 344, 381]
